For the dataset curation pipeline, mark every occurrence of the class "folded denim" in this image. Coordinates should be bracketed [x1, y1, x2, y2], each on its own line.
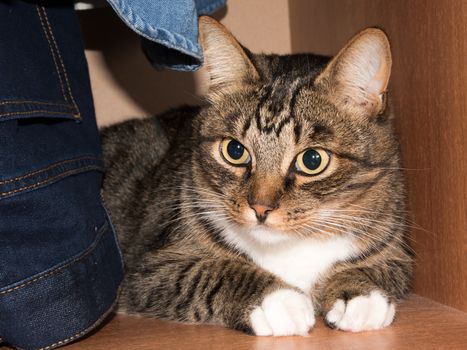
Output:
[0, 1, 123, 349]
[106, 0, 227, 71]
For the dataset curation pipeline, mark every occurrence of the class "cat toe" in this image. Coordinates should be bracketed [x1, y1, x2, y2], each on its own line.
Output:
[250, 307, 273, 336]
[325, 290, 395, 332]
[325, 299, 346, 327]
[250, 289, 315, 336]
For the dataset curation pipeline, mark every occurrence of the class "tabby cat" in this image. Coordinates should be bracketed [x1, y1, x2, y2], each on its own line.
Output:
[101, 16, 413, 336]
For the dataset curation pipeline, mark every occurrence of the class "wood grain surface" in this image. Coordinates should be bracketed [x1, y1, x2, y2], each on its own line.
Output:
[289, 0, 467, 312]
[1, 295, 464, 350]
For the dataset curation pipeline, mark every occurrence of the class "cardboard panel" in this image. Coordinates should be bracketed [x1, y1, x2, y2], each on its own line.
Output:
[79, 1, 291, 126]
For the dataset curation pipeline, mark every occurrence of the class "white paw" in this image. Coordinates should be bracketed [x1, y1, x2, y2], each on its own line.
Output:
[250, 289, 315, 336]
[326, 290, 395, 332]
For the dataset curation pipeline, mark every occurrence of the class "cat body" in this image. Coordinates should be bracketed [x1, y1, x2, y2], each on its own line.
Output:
[101, 17, 413, 336]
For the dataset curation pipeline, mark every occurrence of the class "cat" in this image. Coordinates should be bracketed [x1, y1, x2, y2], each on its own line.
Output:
[101, 16, 413, 336]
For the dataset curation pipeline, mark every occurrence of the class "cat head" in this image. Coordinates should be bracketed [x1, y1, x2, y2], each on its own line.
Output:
[190, 16, 404, 246]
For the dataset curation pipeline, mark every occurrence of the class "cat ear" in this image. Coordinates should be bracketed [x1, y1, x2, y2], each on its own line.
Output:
[198, 16, 259, 95]
[316, 28, 392, 118]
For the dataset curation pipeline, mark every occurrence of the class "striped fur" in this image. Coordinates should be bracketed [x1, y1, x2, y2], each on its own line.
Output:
[101, 17, 413, 335]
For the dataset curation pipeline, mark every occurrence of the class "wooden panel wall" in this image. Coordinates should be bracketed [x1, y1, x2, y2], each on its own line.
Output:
[289, 0, 467, 311]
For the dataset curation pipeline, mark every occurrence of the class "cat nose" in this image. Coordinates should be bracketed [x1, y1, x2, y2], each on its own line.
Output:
[250, 204, 274, 223]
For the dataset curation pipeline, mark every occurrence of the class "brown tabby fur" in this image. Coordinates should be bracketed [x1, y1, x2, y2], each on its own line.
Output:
[101, 17, 413, 334]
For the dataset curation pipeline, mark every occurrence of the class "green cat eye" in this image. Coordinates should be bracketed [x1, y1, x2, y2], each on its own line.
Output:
[220, 139, 250, 166]
[295, 148, 330, 175]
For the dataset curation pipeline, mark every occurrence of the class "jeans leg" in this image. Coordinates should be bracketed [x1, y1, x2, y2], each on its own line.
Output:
[0, 1, 124, 349]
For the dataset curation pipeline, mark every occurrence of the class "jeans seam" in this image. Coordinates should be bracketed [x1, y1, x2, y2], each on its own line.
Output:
[0, 109, 79, 120]
[35, 6, 80, 120]
[0, 219, 109, 296]
[0, 165, 103, 197]
[0, 100, 71, 107]
[35, 6, 67, 105]
[39, 6, 80, 119]
[0, 156, 102, 185]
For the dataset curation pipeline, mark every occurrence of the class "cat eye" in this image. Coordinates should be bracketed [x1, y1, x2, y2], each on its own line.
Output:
[220, 139, 251, 166]
[295, 148, 330, 175]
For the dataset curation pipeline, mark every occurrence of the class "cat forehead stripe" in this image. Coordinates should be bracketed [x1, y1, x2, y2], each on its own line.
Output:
[254, 78, 306, 136]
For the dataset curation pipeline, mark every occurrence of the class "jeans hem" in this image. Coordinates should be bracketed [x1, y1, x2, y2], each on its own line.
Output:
[106, 0, 202, 61]
[34, 290, 120, 350]
[0, 218, 109, 295]
[0, 156, 104, 199]
[0, 215, 124, 349]
[0, 99, 78, 122]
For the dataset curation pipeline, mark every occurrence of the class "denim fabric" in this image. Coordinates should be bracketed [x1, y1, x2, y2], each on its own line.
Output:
[106, 0, 227, 71]
[0, 1, 123, 349]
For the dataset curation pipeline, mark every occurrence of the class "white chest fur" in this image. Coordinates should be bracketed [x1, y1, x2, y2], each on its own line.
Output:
[221, 226, 357, 294]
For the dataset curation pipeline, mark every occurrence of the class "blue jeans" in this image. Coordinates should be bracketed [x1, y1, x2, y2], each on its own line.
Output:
[0, 1, 124, 349]
[107, 0, 227, 71]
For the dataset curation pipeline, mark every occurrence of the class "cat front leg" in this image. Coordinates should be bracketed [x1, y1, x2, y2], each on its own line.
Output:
[118, 254, 315, 336]
[316, 260, 412, 332]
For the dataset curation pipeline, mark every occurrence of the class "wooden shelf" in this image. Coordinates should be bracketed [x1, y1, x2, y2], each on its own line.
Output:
[4, 294, 466, 350]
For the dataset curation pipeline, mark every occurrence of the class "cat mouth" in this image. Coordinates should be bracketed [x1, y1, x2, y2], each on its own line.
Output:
[254, 220, 269, 227]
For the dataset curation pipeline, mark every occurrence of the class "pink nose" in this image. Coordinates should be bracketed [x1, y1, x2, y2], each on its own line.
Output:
[250, 204, 274, 222]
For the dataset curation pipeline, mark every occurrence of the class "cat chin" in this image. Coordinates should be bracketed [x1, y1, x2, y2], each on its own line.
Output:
[214, 218, 294, 248]
[246, 225, 292, 245]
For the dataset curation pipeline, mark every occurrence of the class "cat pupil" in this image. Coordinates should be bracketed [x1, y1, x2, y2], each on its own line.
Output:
[303, 149, 322, 170]
[227, 140, 245, 160]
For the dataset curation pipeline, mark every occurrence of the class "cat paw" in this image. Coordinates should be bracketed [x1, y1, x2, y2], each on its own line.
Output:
[325, 290, 395, 332]
[250, 289, 315, 336]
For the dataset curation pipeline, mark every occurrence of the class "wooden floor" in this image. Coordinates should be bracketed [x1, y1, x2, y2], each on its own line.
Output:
[3, 295, 467, 350]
